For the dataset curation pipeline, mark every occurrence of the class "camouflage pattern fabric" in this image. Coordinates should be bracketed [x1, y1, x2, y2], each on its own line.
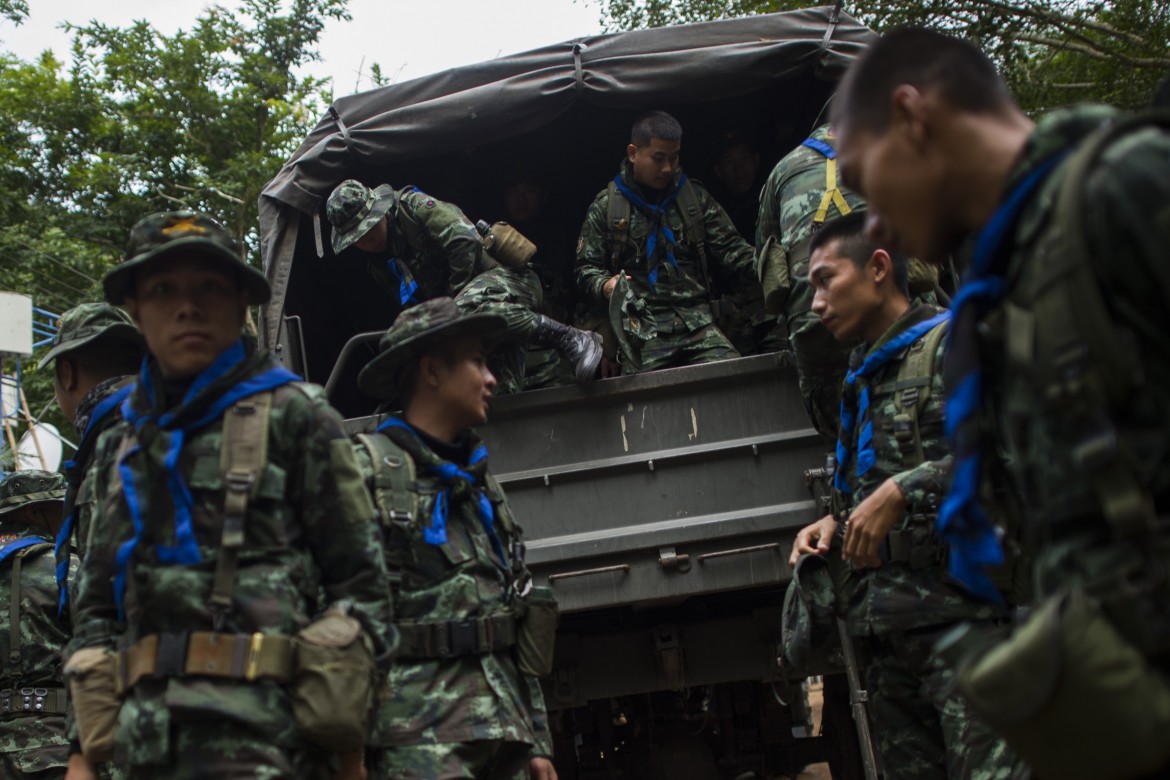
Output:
[575, 159, 757, 373]
[36, 302, 142, 370]
[972, 108, 1170, 657]
[522, 222, 579, 391]
[357, 425, 552, 766]
[454, 266, 543, 395]
[522, 348, 573, 391]
[756, 124, 867, 444]
[860, 627, 1026, 780]
[367, 739, 532, 780]
[0, 491, 76, 778]
[68, 343, 394, 772]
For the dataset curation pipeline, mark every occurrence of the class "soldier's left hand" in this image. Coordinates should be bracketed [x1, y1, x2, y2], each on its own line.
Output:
[842, 478, 906, 568]
[530, 756, 559, 780]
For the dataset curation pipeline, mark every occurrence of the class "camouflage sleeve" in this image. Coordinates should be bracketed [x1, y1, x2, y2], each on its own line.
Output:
[698, 184, 757, 290]
[754, 163, 787, 257]
[286, 387, 396, 664]
[575, 191, 614, 304]
[401, 190, 483, 294]
[524, 674, 555, 758]
[68, 428, 131, 655]
[890, 332, 952, 517]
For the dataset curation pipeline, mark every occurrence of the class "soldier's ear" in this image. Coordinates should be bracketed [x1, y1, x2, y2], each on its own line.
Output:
[124, 297, 142, 329]
[418, 354, 442, 391]
[626, 143, 639, 163]
[869, 249, 894, 286]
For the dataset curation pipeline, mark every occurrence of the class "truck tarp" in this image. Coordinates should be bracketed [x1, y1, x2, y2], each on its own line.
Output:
[258, 5, 875, 401]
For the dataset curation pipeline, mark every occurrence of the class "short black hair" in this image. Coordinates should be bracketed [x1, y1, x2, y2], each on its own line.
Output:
[833, 27, 1015, 135]
[810, 212, 909, 298]
[55, 335, 143, 383]
[395, 338, 464, 408]
[631, 111, 683, 147]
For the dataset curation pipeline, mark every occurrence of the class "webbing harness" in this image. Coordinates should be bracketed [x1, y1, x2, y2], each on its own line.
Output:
[0, 538, 67, 716]
[800, 136, 854, 226]
[606, 177, 711, 291]
[356, 432, 419, 528]
[872, 318, 950, 468]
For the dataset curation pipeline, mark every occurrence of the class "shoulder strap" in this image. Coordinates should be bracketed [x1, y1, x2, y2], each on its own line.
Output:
[880, 318, 949, 468]
[2, 540, 51, 679]
[1033, 112, 1170, 539]
[605, 180, 631, 272]
[209, 390, 274, 630]
[356, 432, 419, 525]
[675, 180, 711, 286]
[801, 137, 854, 226]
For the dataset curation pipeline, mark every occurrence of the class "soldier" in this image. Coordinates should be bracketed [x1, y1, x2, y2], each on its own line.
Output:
[575, 111, 759, 373]
[709, 131, 762, 244]
[327, 180, 601, 394]
[756, 123, 867, 444]
[352, 297, 557, 780]
[832, 28, 1170, 777]
[0, 470, 75, 779]
[38, 303, 143, 780]
[789, 213, 1022, 780]
[66, 210, 395, 779]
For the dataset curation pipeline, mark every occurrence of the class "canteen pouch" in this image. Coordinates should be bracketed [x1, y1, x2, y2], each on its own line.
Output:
[64, 648, 119, 763]
[758, 234, 791, 315]
[957, 586, 1170, 780]
[516, 586, 559, 678]
[291, 611, 377, 751]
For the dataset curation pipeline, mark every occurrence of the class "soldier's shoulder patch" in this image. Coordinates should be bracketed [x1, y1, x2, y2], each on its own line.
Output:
[425, 199, 436, 209]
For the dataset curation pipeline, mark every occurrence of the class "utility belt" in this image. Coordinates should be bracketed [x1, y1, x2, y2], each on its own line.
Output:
[115, 631, 294, 694]
[0, 686, 67, 717]
[396, 614, 517, 660]
[881, 519, 946, 570]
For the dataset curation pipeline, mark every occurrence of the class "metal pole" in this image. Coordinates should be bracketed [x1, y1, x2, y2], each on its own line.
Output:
[837, 617, 880, 780]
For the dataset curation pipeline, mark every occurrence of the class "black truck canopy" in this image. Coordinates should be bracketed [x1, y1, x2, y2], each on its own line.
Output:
[259, 6, 875, 416]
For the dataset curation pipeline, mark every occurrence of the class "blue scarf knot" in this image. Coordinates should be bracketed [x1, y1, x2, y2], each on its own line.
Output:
[383, 257, 419, 306]
[377, 417, 508, 566]
[613, 173, 688, 290]
[938, 150, 1071, 603]
[112, 340, 299, 621]
[835, 311, 952, 495]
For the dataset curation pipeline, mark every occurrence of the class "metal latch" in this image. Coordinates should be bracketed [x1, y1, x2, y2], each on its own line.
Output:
[657, 546, 690, 572]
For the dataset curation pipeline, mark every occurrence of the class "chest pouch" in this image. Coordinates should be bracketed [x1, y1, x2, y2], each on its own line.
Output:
[515, 585, 559, 678]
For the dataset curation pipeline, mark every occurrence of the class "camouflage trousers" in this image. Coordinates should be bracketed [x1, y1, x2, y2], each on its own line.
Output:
[860, 626, 1027, 780]
[456, 266, 543, 395]
[524, 347, 574, 391]
[787, 311, 852, 448]
[366, 740, 532, 780]
[619, 321, 739, 375]
[0, 744, 69, 779]
[120, 721, 332, 780]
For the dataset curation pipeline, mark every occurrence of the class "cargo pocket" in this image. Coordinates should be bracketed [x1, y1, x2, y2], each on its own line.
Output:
[516, 586, 559, 678]
[64, 648, 120, 763]
[758, 235, 791, 315]
[292, 608, 378, 751]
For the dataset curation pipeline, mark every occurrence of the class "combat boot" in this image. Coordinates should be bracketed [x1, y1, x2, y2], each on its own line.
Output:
[532, 315, 603, 383]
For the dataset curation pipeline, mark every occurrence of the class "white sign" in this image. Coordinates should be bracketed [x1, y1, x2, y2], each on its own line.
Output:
[0, 376, 16, 419]
[0, 292, 33, 356]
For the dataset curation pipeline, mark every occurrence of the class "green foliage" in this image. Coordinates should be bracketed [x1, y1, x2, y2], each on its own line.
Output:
[0, 0, 25, 26]
[0, 0, 353, 441]
[597, 0, 1170, 113]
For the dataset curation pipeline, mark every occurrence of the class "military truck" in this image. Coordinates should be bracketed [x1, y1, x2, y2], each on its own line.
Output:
[259, 8, 876, 777]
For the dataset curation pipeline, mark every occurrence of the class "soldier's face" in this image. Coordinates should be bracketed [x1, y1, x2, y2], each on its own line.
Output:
[627, 137, 681, 191]
[714, 143, 759, 197]
[354, 217, 389, 253]
[836, 120, 953, 264]
[429, 335, 497, 428]
[809, 240, 885, 343]
[125, 255, 248, 380]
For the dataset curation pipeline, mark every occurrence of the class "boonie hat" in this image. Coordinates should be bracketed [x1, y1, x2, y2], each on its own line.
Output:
[103, 210, 270, 305]
[357, 297, 507, 399]
[327, 180, 397, 255]
[0, 470, 66, 517]
[38, 302, 145, 370]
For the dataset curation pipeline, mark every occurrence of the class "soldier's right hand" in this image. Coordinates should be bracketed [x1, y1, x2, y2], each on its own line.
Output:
[789, 515, 838, 567]
[602, 273, 632, 299]
[65, 754, 98, 780]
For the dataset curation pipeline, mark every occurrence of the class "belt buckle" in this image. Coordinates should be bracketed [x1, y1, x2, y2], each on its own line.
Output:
[449, 619, 477, 656]
[245, 632, 265, 681]
[154, 632, 189, 678]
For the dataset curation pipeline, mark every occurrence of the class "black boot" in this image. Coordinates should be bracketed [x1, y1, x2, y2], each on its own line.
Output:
[532, 315, 603, 383]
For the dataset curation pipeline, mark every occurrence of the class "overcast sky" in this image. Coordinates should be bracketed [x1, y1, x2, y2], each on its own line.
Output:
[1, 0, 605, 96]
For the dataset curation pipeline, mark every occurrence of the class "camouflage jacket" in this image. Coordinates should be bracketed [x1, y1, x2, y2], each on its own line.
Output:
[69, 345, 394, 761]
[756, 124, 866, 331]
[0, 523, 77, 760]
[355, 422, 552, 757]
[373, 187, 483, 301]
[835, 305, 1003, 636]
[576, 159, 757, 335]
[977, 106, 1170, 596]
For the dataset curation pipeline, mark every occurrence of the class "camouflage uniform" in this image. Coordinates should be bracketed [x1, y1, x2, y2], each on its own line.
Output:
[947, 107, 1170, 759]
[454, 266, 544, 395]
[756, 124, 866, 444]
[69, 211, 396, 779]
[576, 160, 757, 373]
[353, 299, 554, 780]
[0, 471, 75, 779]
[833, 305, 1022, 780]
[521, 223, 578, 391]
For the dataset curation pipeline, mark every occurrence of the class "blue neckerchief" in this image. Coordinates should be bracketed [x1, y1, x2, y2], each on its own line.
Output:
[613, 173, 688, 290]
[55, 383, 135, 615]
[1, 537, 48, 565]
[383, 257, 419, 305]
[112, 341, 299, 621]
[376, 417, 508, 567]
[835, 311, 952, 495]
[801, 137, 836, 159]
[938, 150, 1071, 603]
